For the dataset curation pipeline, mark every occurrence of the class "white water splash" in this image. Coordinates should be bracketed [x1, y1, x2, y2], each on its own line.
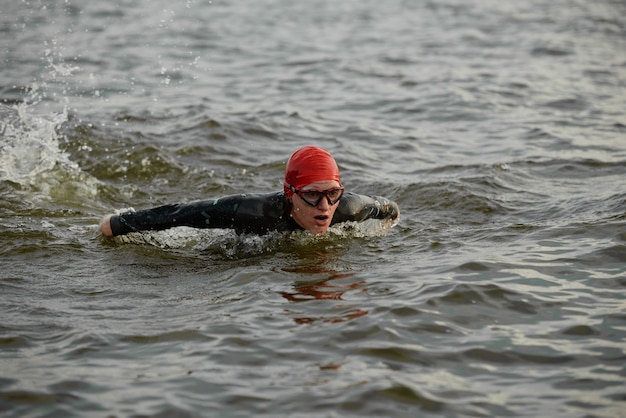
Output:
[0, 103, 99, 206]
[112, 218, 396, 257]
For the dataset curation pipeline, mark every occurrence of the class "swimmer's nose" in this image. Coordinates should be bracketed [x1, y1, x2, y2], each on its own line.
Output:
[316, 196, 331, 209]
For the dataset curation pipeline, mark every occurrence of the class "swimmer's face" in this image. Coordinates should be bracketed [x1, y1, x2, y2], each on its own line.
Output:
[289, 180, 343, 234]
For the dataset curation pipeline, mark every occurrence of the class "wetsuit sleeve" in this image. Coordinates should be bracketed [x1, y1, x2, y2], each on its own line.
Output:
[332, 192, 399, 224]
[108, 192, 290, 236]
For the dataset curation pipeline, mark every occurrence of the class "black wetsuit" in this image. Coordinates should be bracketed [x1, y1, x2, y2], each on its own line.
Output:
[109, 191, 399, 236]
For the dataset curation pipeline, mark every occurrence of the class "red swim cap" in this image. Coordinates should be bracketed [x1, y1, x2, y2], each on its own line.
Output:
[284, 146, 341, 197]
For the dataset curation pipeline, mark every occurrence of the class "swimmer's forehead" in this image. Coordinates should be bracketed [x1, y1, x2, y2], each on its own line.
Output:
[301, 180, 342, 191]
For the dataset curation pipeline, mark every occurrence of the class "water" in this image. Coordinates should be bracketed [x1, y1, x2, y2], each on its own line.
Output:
[1, 0, 625, 416]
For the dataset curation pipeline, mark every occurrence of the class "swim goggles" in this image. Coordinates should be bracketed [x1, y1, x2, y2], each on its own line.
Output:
[290, 185, 344, 207]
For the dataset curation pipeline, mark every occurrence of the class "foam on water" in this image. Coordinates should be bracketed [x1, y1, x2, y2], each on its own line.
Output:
[112, 218, 397, 258]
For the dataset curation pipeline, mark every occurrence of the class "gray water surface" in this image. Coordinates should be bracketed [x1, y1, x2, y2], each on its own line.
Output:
[1, 0, 625, 417]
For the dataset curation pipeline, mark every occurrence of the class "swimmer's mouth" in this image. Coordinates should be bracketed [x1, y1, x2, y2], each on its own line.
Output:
[314, 215, 329, 221]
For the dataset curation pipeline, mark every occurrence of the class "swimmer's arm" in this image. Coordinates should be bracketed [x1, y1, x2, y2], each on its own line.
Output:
[333, 192, 400, 224]
[99, 193, 285, 237]
[99, 196, 246, 237]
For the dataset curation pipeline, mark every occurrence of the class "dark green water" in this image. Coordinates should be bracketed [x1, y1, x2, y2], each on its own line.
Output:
[1, 0, 625, 416]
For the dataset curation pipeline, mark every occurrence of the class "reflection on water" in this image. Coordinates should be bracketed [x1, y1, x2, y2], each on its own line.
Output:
[282, 274, 360, 302]
[281, 250, 369, 324]
[282, 275, 369, 324]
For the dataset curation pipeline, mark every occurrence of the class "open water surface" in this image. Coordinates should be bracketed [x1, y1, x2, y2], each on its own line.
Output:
[1, 0, 626, 416]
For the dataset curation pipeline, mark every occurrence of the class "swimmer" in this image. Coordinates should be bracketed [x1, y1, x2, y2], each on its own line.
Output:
[99, 146, 399, 237]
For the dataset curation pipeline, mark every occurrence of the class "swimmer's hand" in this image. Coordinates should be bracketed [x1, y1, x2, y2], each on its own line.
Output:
[99, 214, 114, 237]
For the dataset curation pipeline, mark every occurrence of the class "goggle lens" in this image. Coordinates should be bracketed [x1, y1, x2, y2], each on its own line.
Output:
[292, 187, 344, 207]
